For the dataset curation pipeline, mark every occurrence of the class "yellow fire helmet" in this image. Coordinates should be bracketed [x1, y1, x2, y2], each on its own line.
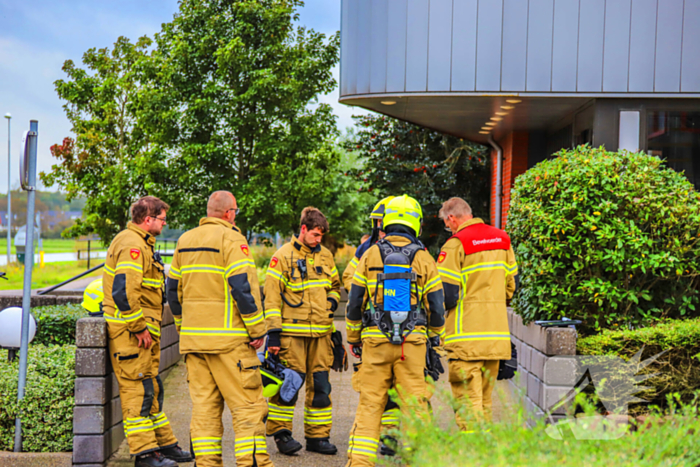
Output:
[369, 196, 395, 227]
[82, 278, 104, 315]
[383, 194, 423, 235]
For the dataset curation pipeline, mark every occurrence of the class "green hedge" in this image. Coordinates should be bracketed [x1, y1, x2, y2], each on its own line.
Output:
[577, 318, 700, 412]
[508, 146, 700, 334]
[33, 303, 86, 346]
[0, 344, 75, 452]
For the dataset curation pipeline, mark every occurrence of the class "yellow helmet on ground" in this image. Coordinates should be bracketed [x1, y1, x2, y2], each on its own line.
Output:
[369, 196, 395, 226]
[383, 195, 423, 235]
[82, 278, 104, 315]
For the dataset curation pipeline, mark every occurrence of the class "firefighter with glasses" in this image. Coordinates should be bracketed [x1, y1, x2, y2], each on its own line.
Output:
[345, 195, 446, 466]
[103, 196, 191, 467]
[166, 191, 273, 467]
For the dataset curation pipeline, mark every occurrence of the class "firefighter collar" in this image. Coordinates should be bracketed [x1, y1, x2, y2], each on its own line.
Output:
[127, 222, 156, 246]
[199, 217, 241, 233]
[456, 217, 484, 234]
[292, 235, 321, 254]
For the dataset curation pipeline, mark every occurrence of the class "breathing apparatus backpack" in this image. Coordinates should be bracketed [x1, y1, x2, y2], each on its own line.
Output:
[364, 238, 427, 344]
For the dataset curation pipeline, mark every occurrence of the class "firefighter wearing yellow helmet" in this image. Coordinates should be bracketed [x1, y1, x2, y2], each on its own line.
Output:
[82, 278, 104, 316]
[341, 196, 394, 291]
[345, 195, 445, 466]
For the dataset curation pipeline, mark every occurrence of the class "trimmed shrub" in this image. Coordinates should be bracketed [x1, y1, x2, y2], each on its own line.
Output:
[32, 303, 86, 346]
[577, 318, 700, 412]
[508, 146, 700, 333]
[0, 344, 75, 452]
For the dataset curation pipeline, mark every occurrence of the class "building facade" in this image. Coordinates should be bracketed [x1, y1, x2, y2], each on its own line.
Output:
[339, 0, 700, 227]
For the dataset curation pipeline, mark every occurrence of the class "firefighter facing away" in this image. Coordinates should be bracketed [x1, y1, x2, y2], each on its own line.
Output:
[166, 191, 273, 467]
[345, 195, 446, 467]
[264, 207, 342, 456]
[102, 196, 191, 467]
[437, 197, 517, 432]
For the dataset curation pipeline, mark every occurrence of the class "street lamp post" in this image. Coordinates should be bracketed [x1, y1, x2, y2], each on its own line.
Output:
[4, 113, 11, 265]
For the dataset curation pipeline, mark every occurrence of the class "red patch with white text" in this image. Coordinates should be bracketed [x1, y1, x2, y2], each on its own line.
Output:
[241, 245, 249, 256]
[270, 257, 278, 268]
[130, 249, 140, 260]
[438, 251, 447, 263]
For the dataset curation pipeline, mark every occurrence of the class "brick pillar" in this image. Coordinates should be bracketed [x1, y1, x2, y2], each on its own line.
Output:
[490, 132, 529, 229]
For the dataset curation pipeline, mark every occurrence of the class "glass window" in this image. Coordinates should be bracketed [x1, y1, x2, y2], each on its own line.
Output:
[647, 111, 700, 189]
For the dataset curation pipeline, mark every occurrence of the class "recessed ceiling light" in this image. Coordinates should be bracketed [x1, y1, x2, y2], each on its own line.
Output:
[381, 100, 396, 105]
[501, 105, 515, 110]
[495, 112, 508, 116]
[481, 126, 492, 130]
[506, 99, 522, 104]
[485, 122, 497, 126]
[479, 131, 490, 134]
[490, 117, 503, 121]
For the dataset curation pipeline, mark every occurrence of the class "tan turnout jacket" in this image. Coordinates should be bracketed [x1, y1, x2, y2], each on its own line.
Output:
[103, 222, 165, 337]
[264, 236, 341, 338]
[345, 234, 446, 345]
[167, 217, 266, 354]
[438, 218, 517, 361]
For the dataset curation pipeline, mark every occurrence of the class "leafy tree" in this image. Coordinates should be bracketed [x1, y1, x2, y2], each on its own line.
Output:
[345, 115, 490, 253]
[41, 36, 158, 244]
[141, 0, 342, 238]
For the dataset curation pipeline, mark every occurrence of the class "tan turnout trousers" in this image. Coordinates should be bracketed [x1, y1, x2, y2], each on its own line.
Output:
[108, 319, 178, 456]
[448, 359, 500, 432]
[346, 340, 428, 467]
[266, 334, 334, 439]
[186, 343, 273, 467]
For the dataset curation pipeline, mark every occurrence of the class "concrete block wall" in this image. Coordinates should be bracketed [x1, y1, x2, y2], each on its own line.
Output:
[508, 309, 578, 424]
[72, 306, 181, 467]
[0, 293, 82, 310]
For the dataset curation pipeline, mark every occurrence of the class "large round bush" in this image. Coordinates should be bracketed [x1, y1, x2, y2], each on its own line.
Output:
[508, 145, 700, 334]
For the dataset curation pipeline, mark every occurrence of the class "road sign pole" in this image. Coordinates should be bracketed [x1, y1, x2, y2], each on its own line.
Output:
[14, 120, 38, 452]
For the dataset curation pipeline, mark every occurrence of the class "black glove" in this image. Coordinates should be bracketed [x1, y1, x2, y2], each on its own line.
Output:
[425, 336, 445, 382]
[497, 342, 518, 380]
[330, 330, 348, 372]
[267, 331, 281, 349]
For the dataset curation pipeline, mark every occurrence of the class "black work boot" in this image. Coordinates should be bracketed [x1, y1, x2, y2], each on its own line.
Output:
[306, 437, 338, 455]
[134, 451, 177, 467]
[379, 435, 397, 457]
[159, 444, 193, 463]
[274, 432, 303, 455]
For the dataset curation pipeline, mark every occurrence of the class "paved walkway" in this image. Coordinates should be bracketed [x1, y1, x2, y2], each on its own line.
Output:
[107, 319, 516, 466]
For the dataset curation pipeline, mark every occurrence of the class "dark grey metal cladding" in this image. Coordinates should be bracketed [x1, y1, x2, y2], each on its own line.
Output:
[428, 0, 453, 91]
[603, 0, 633, 92]
[501, 0, 528, 92]
[451, 0, 478, 91]
[340, 0, 700, 96]
[577, 0, 606, 92]
[552, 0, 579, 92]
[526, 0, 554, 92]
[476, 0, 503, 91]
[406, 0, 430, 92]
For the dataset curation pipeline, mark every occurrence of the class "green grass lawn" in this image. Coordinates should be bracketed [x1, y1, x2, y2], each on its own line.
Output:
[0, 238, 77, 254]
[0, 261, 101, 291]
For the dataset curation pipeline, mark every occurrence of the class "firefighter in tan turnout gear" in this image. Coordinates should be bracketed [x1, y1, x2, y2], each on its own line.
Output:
[345, 195, 446, 467]
[166, 191, 273, 467]
[264, 207, 342, 456]
[437, 197, 517, 432]
[103, 196, 191, 467]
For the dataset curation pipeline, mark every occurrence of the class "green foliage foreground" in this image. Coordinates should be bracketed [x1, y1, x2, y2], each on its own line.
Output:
[383, 389, 700, 467]
[0, 345, 75, 452]
[32, 304, 86, 346]
[577, 317, 700, 411]
[508, 146, 700, 333]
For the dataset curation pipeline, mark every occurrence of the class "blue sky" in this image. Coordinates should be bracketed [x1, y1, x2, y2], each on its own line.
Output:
[0, 0, 368, 193]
